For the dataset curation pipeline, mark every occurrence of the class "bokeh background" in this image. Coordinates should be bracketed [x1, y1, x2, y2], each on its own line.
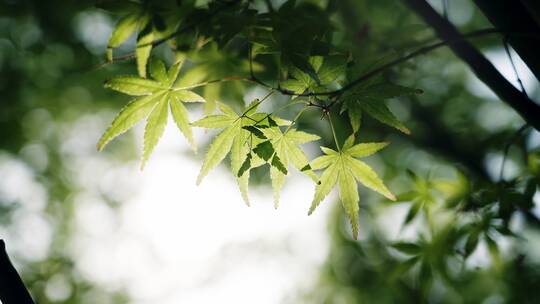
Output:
[1, 0, 539, 303]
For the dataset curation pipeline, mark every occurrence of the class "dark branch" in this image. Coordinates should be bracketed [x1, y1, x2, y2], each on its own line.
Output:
[0, 240, 35, 304]
[402, 0, 540, 132]
[473, 0, 540, 81]
[262, 28, 527, 98]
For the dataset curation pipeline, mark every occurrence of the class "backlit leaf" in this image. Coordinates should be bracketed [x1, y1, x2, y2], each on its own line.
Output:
[142, 94, 168, 169]
[309, 133, 394, 238]
[99, 60, 203, 167]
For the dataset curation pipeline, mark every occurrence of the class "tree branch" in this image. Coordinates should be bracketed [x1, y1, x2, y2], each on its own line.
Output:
[473, 0, 540, 81]
[402, 0, 540, 132]
[0, 240, 35, 304]
[265, 29, 538, 98]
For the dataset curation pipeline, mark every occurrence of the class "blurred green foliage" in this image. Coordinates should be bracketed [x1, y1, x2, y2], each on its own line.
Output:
[1, 0, 540, 303]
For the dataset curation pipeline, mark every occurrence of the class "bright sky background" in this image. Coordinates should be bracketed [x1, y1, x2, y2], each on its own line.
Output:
[76, 122, 332, 304]
[0, 108, 332, 303]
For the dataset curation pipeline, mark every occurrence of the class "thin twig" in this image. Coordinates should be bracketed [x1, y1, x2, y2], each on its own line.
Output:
[284, 106, 310, 134]
[266, 29, 540, 99]
[251, 28, 510, 98]
[326, 112, 341, 151]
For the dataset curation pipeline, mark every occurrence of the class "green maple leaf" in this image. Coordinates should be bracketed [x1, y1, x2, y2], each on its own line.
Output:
[260, 127, 320, 208]
[280, 55, 346, 95]
[104, 2, 184, 77]
[393, 170, 440, 226]
[191, 100, 289, 205]
[341, 83, 422, 134]
[308, 135, 395, 239]
[98, 58, 204, 169]
[106, 4, 155, 78]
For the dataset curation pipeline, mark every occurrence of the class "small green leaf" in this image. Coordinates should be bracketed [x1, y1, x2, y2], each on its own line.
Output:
[107, 14, 139, 61]
[361, 98, 410, 134]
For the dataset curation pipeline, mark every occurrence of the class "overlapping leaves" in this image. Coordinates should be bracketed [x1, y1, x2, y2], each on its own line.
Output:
[95, 0, 415, 239]
[280, 55, 347, 95]
[192, 99, 320, 207]
[260, 126, 320, 208]
[101, 0, 184, 77]
[192, 100, 299, 205]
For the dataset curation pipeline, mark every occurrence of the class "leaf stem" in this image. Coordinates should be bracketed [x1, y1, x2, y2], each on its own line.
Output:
[326, 112, 341, 152]
[241, 90, 275, 119]
[284, 106, 310, 134]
